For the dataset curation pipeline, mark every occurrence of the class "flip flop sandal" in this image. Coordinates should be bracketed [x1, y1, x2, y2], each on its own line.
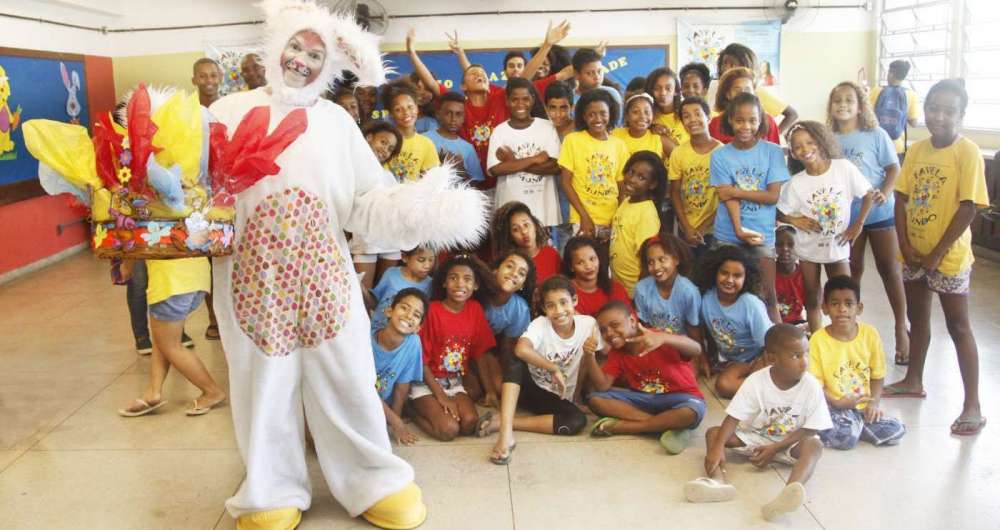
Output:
[590, 417, 619, 437]
[475, 411, 495, 438]
[118, 398, 167, 417]
[186, 397, 225, 416]
[204, 325, 220, 340]
[489, 443, 517, 465]
[882, 385, 926, 398]
[684, 477, 737, 503]
[951, 417, 987, 436]
[659, 429, 691, 455]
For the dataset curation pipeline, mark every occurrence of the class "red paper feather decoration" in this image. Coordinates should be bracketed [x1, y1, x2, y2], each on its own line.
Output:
[209, 106, 308, 195]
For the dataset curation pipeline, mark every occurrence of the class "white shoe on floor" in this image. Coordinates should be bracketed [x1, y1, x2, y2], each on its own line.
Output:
[762, 482, 806, 521]
[684, 477, 737, 503]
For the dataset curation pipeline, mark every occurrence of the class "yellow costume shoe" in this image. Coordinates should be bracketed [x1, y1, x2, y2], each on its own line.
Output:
[236, 507, 302, 530]
[361, 482, 427, 529]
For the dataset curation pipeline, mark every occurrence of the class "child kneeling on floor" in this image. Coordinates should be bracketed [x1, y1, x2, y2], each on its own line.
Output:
[373, 288, 430, 445]
[809, 275, 905, 449]
[686, 323, 831, 522]
[585, 301, 706, 455]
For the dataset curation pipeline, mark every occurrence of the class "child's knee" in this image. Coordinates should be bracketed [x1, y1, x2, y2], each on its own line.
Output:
[430, 417, 461, 441]
[587, 396, 613, 414]
[458, 412, 478, 436]
[799, 435, 824, 456]
[714, 375, 738, 399]
[554, 410, 587, 436]
[821, 428, 860, 451]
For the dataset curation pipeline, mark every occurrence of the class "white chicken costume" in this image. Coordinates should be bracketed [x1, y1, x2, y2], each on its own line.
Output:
[208, 2, 488, 529]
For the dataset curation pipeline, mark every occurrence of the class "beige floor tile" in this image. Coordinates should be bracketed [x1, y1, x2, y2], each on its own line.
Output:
[508, 438, 821, 529]
[35, 372, 234, 451]
[0, 449, 243, 530]
[0, 450, 25, 472]
[0, 372, 118, 450]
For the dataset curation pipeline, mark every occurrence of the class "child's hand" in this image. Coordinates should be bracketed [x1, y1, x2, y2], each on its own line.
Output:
[117, 259, 135, 282]
[921, 250, 944, 273]
[544, 19, 571, 46]
[625, 323, 664, 355]
[736, 228, 764, 246]
[405, 28, 416, 53]
[550, 368, 567, 398]
[390, 421, 419, 445]
[704, 446, 726, 477]
[833, 394, 868, 410]
[786, 214, 821, 234]
[482, 391, 499, 409]
[683, 228, 705, 246]
[715, 184, 742, 202]
[693, 356, 712, 380]
[496, 145, 516, 162]
[749, 444, 780, 468]
[869, 188, 887, 204]
[863, 402, 883, 424]
[899, 242, 922, 267]
[837, 223, 863, 245]
[595, 40, 609, 58]
[445, 30, 462, 53]
[650, 123, 669, 137]
[579, 215, 597, 237]
[583, 325, 601, 356]
[436, 395, 460, 420]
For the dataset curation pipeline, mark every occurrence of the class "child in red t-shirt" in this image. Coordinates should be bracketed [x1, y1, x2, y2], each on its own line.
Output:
[584, 301, 707, 454]
[412, 255, 498, 441]
[562, 235, 633, 317]
[493, 201, 561, 286]
[775, 226, 806, 326]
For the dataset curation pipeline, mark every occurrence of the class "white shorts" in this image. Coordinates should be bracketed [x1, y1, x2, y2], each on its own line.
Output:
[409, 376, 466, 400]
[732, 428, 798, 465]
[352, 251, 402, 264]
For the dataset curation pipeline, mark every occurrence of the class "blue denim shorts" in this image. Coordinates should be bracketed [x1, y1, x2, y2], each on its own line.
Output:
[149, 291, 206, 322]
[864, 217, 895, 230]
[589, 389, 707, 427]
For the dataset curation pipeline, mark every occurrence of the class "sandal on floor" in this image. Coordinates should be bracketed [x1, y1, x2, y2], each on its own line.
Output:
[489, 443, 517, 465]
[590, 417, 619, 437]
[475, 411, 495, 438]
[951, 417, 987, 436]
[118, 398, 167, 417]
[882, 384, 926, 398]
[204, 324, 220, 340]
[659, 429, 691, 455]
[684, 477, 737, 503]
[186, 397, 226, 416]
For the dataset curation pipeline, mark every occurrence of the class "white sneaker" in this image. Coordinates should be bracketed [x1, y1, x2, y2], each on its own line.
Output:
[762, 482, 806, 521]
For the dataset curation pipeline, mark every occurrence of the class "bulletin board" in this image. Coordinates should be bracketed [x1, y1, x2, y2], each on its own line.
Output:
[677, 19, 782, 84]
[0, 48, 90, 191]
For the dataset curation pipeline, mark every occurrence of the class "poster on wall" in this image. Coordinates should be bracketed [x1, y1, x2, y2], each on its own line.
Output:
[677, 19, 781, 85]
[205, 41, 263, 97]
[0, 52, 89, 187]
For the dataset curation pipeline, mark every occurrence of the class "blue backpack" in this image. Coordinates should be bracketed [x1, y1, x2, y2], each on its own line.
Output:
[874, 85, 908, 140]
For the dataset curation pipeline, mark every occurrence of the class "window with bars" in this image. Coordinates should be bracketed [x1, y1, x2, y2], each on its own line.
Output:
[879, 0, 1000, 130]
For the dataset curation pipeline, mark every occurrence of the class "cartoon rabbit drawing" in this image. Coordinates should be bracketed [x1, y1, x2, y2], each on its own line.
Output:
[60, 62, 81, 124]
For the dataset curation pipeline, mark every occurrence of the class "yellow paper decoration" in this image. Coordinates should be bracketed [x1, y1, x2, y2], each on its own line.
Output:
[152, 91, 203, 187]
[22, 120, 101, 192]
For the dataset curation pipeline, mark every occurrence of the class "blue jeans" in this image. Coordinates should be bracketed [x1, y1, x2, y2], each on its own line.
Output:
[126, 260, 149, 340]
[821, 407, 906, 449]
[588, 389, 707, 427]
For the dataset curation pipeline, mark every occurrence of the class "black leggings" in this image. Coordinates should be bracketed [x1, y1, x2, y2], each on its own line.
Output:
[503, 358, 587, 435]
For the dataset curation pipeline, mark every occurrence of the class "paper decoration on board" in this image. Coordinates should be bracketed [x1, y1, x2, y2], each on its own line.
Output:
[677, 19, 782, 84]
[205, 41, 264, 97]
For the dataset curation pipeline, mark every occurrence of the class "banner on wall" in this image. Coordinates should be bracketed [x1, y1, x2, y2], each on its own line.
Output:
[205, 41, 263, 97]
[0, 53, 89, 186]
[382, 46, 668, 93]
[677, 19, 781, 85]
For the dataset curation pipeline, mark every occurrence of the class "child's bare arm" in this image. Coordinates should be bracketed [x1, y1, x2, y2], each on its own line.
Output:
[894, 192, 919, 265]
[445, 31, 472, 71]
[719, 181, 781, 205]
[474, 355, 499, 402]
[406, 29, 439, 99]
[839, 191, 875, 245]
[750, 427, 818, 468]
[705, 415, 740, 476]
[924, 200, 978, 271]
[671, 183, 697, 240]
[390, 382, 411, 418]
[559, 167, 595, 231]
[880, 163, 900, 199]
[522, 20, 571, 80]
[522, 157, 561, 176]
[582, 348, 614, 392]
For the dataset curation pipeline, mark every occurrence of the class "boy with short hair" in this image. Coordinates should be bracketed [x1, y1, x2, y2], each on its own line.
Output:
[373, 288, 430, 445]
[809, 276, 905, 449]
[686, 324, 831, 522]
[544, 81, 576, 252]
[192, 57, 223, 107]
[503, 51, 526, 80]
[585, 301, 707, 454]
[571, 47, 623, 126]
[240, 53, 266, 90]
[424, 91, 485, 184]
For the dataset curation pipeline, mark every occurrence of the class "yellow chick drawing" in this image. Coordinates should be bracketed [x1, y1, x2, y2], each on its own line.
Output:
[0, 64, 24, 157]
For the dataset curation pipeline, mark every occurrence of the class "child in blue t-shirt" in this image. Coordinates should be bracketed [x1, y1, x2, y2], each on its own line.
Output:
[373, 288, 429, 445]
[698, 245, 773, 399]
[370, 246, 435, 331]
[484, 250, 536, 390]
[424, 92, 486, 184]
[709, 92, 789, 324]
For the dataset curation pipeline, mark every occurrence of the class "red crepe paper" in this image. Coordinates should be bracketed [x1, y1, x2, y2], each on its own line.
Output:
[91, 113, 124, 190]
[124, 84, 161, 195]
[210, 106, 308, 195]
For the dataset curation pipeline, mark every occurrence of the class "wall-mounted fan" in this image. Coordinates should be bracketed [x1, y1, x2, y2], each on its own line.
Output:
[326, 0, 390, 35]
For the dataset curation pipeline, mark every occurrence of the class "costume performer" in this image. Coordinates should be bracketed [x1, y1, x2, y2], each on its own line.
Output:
[208, 2, 489, 529]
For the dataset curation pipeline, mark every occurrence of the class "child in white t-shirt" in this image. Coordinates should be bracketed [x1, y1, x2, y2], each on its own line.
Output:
[686, 323, 832, 522]
[479, 275, 604, 465]
[777, 121, 876, 332]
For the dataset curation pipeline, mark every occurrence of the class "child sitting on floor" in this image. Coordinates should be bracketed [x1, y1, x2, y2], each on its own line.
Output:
[373, 288, 429, 445]
[586, 301, 705, 455]
[775, 225, 806, 326]
[492, 201, 561, 285]
[809, 276, 905, 449]
[685, 324, 831, 522]
[562, 235, 633, 318]
[369, 246, 435, 331]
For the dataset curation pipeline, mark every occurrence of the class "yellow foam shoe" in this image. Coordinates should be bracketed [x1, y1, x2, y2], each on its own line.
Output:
[361, 482, 427, 529]
[236, 507, 302, 530]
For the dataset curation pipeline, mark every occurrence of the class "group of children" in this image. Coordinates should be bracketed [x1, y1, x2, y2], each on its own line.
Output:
[335, 29, 990, 521]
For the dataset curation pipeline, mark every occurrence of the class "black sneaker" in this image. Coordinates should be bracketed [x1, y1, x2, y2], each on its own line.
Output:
[181, 332, 195, 348]
[136, 337, 153, 356]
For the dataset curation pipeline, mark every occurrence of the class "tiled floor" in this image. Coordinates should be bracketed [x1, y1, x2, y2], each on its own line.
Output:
[1, 250, 999, 529]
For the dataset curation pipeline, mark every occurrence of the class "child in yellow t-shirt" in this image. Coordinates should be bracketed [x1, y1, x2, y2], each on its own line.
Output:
[610, 151, 665, 296]
[645, 67, 688, 158]
[669, 96, 722, 258]
[558, 89, 630, 241]
[885, 79, 988, 436]
[118, 257, 225, 417]
[382, 80, 440, 181]
[809, 276, 905, 449]
[612, 94, 664, 160]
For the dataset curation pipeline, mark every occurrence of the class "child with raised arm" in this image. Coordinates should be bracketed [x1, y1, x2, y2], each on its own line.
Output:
[710, 92, 790, 323]
[670, 96, 722, 257]
[424, 91, 486, 184]
[479, 276, 602, 464]
[777, 121, 875, 332]
[586, 301, 706, 454]
[373, 288, 430, 445]
[885, 80, 988, 436]
[488, 77, 562, 234]
[685, 324, 830, 522]
[810, 276, 905, 449]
